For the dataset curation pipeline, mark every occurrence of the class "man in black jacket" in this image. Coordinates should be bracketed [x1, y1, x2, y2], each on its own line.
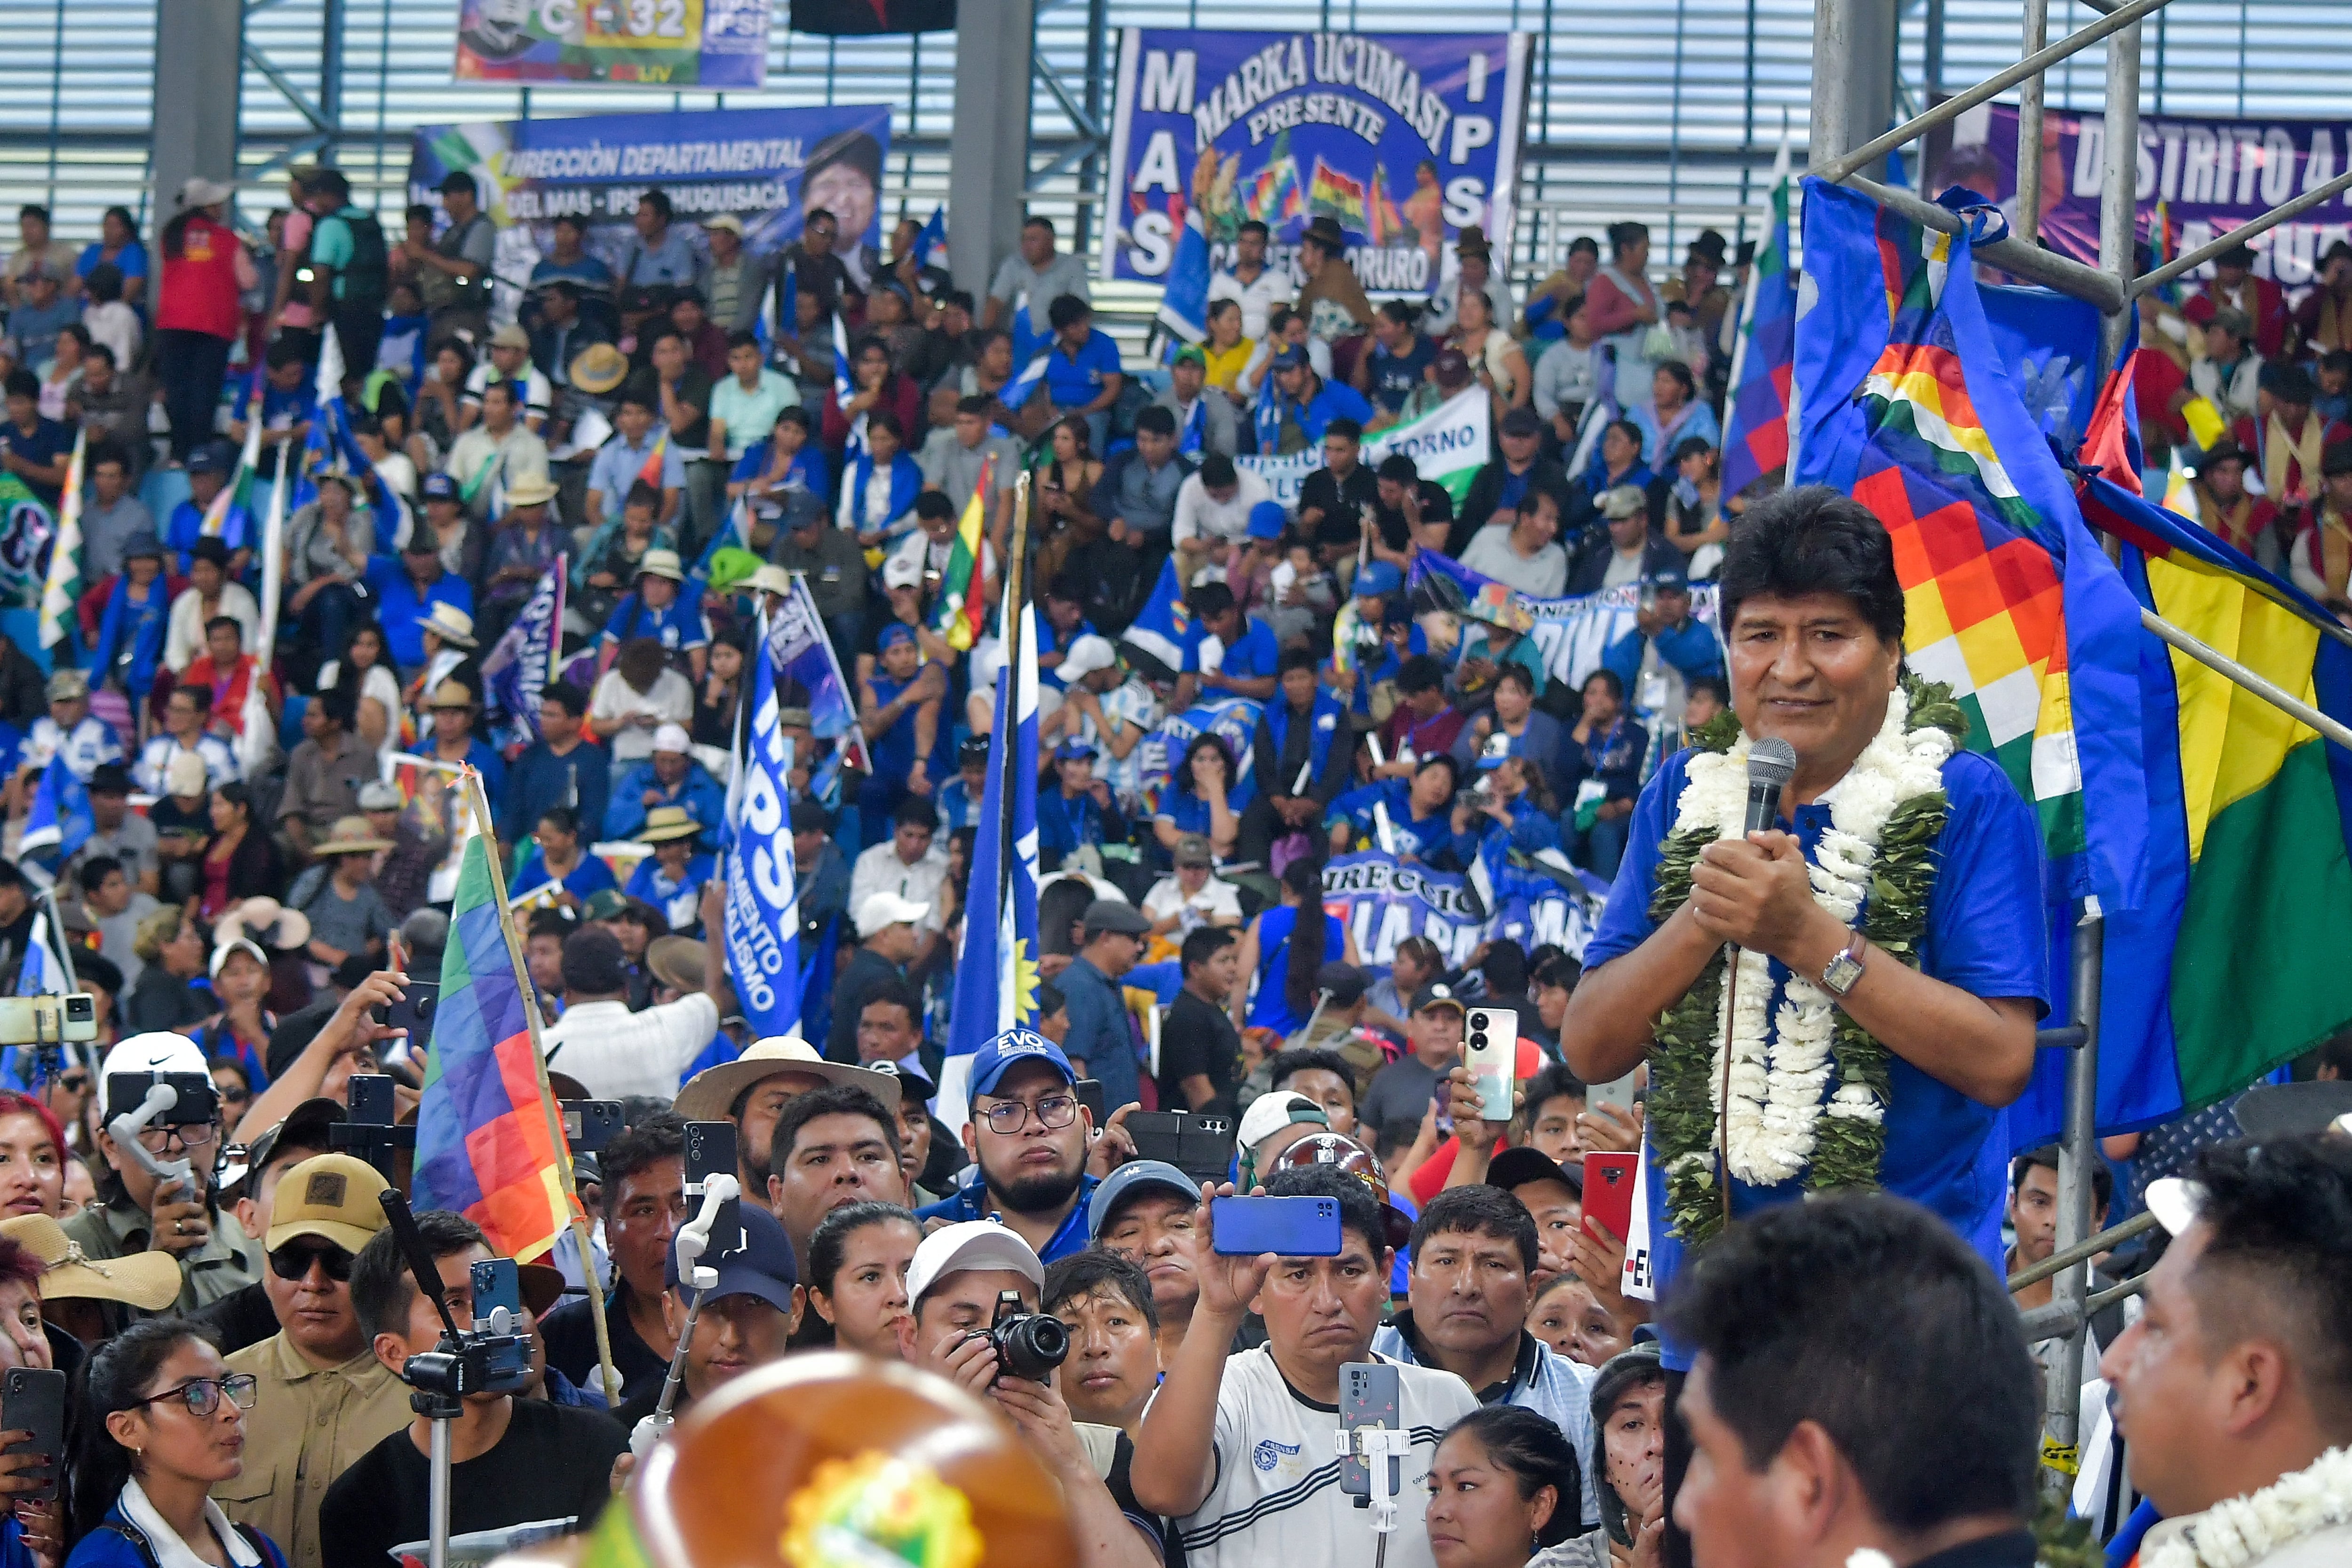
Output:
[1237, 647, 1357, 868]
[1451, 410, 1571, 554]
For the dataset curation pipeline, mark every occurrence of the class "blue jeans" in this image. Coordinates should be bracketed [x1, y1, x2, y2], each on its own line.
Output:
[1568, 811, 1630, 882]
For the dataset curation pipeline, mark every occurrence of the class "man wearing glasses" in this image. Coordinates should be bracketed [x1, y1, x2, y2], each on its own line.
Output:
[915, 1029, 1107, 1265]
[64, 1031, 262, 1315]
[215, 1151, 408, 1568]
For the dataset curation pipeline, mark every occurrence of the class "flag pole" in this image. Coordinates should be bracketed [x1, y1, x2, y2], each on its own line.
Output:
[460, 767, 623, 1405]
[997, 472, 1031, 1009]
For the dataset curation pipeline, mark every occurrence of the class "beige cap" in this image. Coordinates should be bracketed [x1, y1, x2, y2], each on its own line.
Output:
[265, 1153, 390, 1254]
[637, 548, 687, 582]
[701, 214, 746, 236]
[489, 324, 532, 351]
[504, 474, 560, 508]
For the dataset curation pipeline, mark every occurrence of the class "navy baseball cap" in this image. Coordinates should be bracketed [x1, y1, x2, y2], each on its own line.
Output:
[969, 1027, 1075, 1097]
[421, 472, 459, 504]
[664, 1201, 798, 1310]
[184, 442, 230, 476]
[1646, 567, 1690, 593]
[1087, 1159, 1200, 1240]
[1055, 737, 1098, 761]
[1270, 343, 1308, 370]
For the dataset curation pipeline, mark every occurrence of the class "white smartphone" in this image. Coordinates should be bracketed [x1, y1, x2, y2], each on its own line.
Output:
[1463, 1007, 1517, 1122]
[1586, 1066, 1641, 1115]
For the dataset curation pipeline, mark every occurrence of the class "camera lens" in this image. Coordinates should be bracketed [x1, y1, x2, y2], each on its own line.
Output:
[1470, 1033, 1487, 1050]
[992, 1311, 1070, 1382]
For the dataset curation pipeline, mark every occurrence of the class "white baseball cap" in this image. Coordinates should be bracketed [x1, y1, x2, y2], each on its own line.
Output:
[1057, 635, 1117, 684]
[2144, 1177, 2205, 1238]
[99, 1032, 210, 1118]
[906, 1219, 1044, 1307]
[856, 890, 930, 937]
[1236, 1090, 1327, 1154]
[652, 722, 692, 755]
[882, 551, 924, 590]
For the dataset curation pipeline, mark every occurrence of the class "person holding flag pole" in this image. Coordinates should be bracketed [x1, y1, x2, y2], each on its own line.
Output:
[411, 763, 625, 1404]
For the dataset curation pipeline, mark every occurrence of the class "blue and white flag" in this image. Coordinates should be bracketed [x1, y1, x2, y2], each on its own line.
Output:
[481, 555, 567, 751]
[915, 206, 950, 273]
[18, 758, 91, 866]
[1002, 345, 1052, 414]
[14, 910, 67, 998]
[833, 311, 863, 458]
[1117, 557, 1205, 676]
[1176, 396, 1206, 456]
[941, 576, 1041, 1131]
[1156, 204, 1212, 347]
[721, 602, 803, 1041]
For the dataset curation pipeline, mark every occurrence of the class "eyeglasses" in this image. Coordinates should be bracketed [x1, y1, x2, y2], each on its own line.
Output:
[136, 1123, 216, 1154]
[55, 1073, 87, 1093]
[135, 1373, 257, 1418]
[268, 1243, 354, 1283]
[977, 1093, 1077, 1135]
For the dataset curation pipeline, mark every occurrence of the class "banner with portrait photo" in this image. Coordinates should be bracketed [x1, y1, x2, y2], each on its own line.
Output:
[453, 0, 775, 90]
[1931, 102, 2352, 287]
[1102, 28, 1530, 297]
[406, 104, 891, 302]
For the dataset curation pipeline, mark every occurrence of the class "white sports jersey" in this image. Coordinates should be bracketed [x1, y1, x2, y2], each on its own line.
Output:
[1177, 1346, 1477, 1568]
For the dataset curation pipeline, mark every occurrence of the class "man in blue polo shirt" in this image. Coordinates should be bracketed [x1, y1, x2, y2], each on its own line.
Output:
[598, 547, 711, 681]
[1175, 577, 1278, 708]
[366, 523, 476, 675]
[915, 1027, 1102, 1266]
[1561, 484, 2047, 1552]
[1254, 342, 1374, 457]
[1040, 293, 1123, 454]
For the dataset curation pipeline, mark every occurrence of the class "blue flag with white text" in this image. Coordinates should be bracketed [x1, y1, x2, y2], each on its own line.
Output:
[721, 604, 803, 1041]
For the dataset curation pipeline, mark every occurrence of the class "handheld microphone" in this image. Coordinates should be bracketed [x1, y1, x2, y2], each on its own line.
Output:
[1741, 738, 1799, 836]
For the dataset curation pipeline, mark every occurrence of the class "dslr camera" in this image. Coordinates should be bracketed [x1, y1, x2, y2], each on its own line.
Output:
[967, 1290, 1069, 1382]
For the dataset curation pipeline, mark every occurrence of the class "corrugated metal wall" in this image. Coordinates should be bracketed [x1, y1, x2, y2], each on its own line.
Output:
[0, 0, 2340, 301]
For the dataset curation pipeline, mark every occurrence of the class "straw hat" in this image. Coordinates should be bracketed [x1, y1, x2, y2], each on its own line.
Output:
[313, 815, 394, 857]
[637, 549, 687, 583]
[637, 806, 704, 844]
[571, 342, 628, 395]
[503, 474, 560, 508]
[0, 1214, 182, 1311]
[748, 564, 793, 598]
[428, 680, 478, 711]
[417, 602, 478, 649]
[646, 935, 706, 993]
[672, 1035, 902, 1123]
[218, 896, 312, 954]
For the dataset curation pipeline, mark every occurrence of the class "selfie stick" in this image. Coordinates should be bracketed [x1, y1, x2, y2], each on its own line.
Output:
[105, 1080, 195, 1191]
[1336, 1422, 1416, 1567]
[630, 1174, 740, 1460]
[1362, 736, 1397, 854]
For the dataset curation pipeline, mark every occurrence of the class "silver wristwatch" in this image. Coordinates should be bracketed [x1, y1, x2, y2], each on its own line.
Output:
[1820, 930, 1868, 998]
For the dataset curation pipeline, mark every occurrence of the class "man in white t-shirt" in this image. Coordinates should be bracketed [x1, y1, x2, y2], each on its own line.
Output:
[1171, 454, 1274, 587]
[1140, 835, 1244, 941]
[1132, 1164, 1478, 1568]
[1049, 635, 1161, 809]
[541, 921, 722, 1100]
[461, 324, 555, 433]
[1207, 221, 1291, 341]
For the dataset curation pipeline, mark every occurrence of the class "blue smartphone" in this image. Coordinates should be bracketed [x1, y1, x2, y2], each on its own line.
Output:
[469, 1257, 522, 1326]
[1210, 1195, 1343, 1257]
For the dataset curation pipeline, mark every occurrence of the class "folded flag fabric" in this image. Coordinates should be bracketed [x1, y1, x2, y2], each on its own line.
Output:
[18, 757, 91, 866]
[412, 827, 572, 1262]
[39, 428, 84, 653]
[1157, 204, 1212, 348]
[1718, 135, 1796, 499]
[935, 454, 991, 651]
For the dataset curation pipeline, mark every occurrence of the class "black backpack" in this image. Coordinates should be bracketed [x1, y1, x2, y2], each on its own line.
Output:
[329, 203, 390, 307]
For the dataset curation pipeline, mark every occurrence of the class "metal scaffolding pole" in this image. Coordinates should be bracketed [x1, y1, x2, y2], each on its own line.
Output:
[2098, 19, 2142, 374]
[2015, 0, 2049, 246]
[2042, 906, 2105, 1492]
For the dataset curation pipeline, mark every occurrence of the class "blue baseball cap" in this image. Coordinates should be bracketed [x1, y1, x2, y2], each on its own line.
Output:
[1354, 561, 1402, 600]
[969, 1027, 1075, 1097]
[1087, 1159, 1201, 1240]
[1247, 500, 1288, 540]
[1055, 737, 1097, 761]
[664, 1201, 798, 1308]
[1270, 343, 1309, 370]
[421, 472, 459, 503]
[184, 442, 230, 476]
[877, 622, 917, 652]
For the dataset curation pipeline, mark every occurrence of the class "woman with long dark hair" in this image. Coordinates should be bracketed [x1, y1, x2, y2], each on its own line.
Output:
[1230, 855, 1359, 1036]
[795, 1202, 919, 1356]
[1425, 1405, 1597, 1568]
[198, 786, 282, 922]
[1151, 732, 1242, 864]
[63, 1319, 283, 1568]
[155, 180, 257, 465]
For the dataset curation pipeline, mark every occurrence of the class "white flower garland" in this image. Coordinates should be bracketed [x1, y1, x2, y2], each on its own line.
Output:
[1667, 687, 1955, 1187]
[2145, 1448, 2352, 1568]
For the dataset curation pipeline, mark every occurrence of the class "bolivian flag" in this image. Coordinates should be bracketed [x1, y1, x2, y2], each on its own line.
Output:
[2080, 473, 2352, 1104]
[933, 453, 991, 653]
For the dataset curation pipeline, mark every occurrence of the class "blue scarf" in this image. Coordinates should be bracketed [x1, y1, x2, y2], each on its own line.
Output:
[1265, 689, 1346, 796]
[1177, 396, 1206, 456]
[92, 576, 169, 696]
[835, 451, 922, 537]
[1252, 377, 1287, 453]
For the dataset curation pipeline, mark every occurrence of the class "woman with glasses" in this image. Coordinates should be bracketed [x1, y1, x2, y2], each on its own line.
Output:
[64, 1319, 285, 1568]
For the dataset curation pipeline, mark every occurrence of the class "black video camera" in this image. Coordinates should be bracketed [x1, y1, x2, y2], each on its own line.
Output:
[378, 1189, 532, 1408]
[969, 1290, 1069, 1383]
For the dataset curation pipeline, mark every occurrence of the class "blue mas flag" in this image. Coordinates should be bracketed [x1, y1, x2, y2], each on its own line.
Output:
[1003, 346, 1052, 415]
[18, 758, 91, 866]
[941, 588, 1041, 1130]
[916, 206, 950, 273]
[721, 604, 804, 1039]
[1117, 558, 1205, 677]
[1156, 206, 1212, 348]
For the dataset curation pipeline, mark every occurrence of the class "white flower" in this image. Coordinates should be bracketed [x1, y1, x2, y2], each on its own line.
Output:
[2142, 1447, 2352, 1568]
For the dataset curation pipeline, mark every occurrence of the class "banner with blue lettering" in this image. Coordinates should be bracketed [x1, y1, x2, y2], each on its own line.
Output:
[1409, 550, 1725, 697]
[1103, 29, 1531, 301]
[407, 105, 891, 297]
[1322, 850, 1610, 965]
[723, 605, 803, 1039]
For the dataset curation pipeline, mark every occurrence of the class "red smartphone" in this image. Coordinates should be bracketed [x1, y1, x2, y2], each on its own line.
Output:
[1581, 1152, 1640, 1243]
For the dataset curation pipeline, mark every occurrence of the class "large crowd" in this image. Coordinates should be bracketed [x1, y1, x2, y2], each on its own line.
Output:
[0, 162, 2337, 1568]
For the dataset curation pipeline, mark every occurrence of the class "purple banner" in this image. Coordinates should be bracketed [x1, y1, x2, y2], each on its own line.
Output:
[1934, 103, 2352, 287]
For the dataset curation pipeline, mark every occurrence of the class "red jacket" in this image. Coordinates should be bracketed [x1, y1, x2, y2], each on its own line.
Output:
[2185, 275, 2289, 360]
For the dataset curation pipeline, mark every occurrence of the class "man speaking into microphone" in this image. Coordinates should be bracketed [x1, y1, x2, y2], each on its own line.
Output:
[1561, 486, 2049, 1558]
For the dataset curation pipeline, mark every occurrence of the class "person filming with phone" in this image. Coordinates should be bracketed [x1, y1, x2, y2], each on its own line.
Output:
[66, 1034, 262, 1318]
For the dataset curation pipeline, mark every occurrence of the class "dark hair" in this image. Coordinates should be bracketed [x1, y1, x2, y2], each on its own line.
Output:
[1265, 1162, 1387, 1259]
[623, 479, 662, 512]
[541, 679, 589, 719]
[1186, 580, 1235, 620]
[638, 189, 674, 222]
[1176, 732, 1235, 801]
[1047, 293, 1091, 332]
[2010, 1145, 2114, 1212]
[1412, 1183, 1538, 1274]
[537, 804, 583, 840]
[1522, 1062, 1587, 1124]
[351, 1209, 487, 1342]
[858, 978, 923, 1034]
[3, 370, 37, 402]
[1023, 215, 1056, 238]
[1179, 925, 1237, 978]
[775, 405, 813, 434]
[1494, 663, 1535, 697]
[1038, 877, 1096, 959]
[1281, 856, 1327, 1021]
[1439, 1406, 1584, 1548]
[1396, 654, 1446, 696]
[1581, 667, 1625, 703]
[1653, 360, 1697, 403]
[310, 681, 358, 730]
[954, 393, 993, 420]
[867, 409, 906, 444]
[1277, 645, 1319, 677]
[1198, 454, 1236, 488]
[1718, 484, 1906, 646]
[1661, 1194, 2040, 1532]
[1133, 404, 1176, 438]
[768, 1083, 899, 1185]
[75, 855, 125, 896]
[1034, 980, 1068, 1022]
[2182, 1133, 2352, 1423]
[806, 1200, 917, 1298]
[1046, 1250, 1159, 1333]
[1685, 673, 1729, 709]
[1324, 417, 1363, 444]
[1269, 1048, 1356, 1102]
[1237, 220, 1269, 241]
[1377, 298, 1420, 329]
[69, 1318, 225, 1541]
[598, 1112, 687, 1217]
[892, 795, 939, 831]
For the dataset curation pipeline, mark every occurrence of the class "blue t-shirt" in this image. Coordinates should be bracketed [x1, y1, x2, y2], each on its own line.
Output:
[0, 416, 74, 507]
[78, 239, 149, 283]
[1042, 328, 1122, 409]
[1366, 335, 1437, 414]
[867, 671, 926, 777]
[1581, 744, 2051, 1367]
[601, 586, 710, 651]
[1293, 379, 1375, 446]
[1212, 617, 1281, 682]
[509, 848, 619, 903]
[1246, 904, 1349, 1034]
[731, 438, 829, 501]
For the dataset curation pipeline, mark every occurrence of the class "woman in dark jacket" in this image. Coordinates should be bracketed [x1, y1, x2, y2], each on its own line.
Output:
[197, 783, 283, 922]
